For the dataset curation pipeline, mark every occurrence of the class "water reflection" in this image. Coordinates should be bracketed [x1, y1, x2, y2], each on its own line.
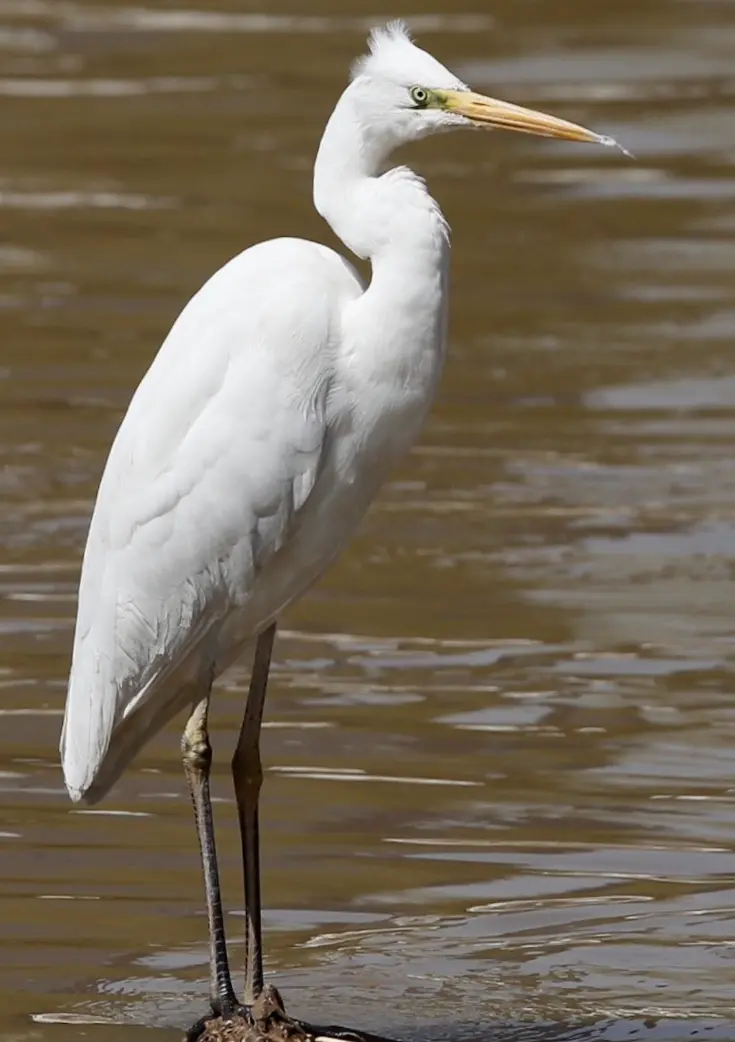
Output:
[1, 0, 735, 1040]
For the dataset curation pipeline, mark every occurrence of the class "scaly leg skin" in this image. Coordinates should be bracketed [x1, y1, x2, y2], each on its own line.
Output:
[184, 635, 382, 1042]
[189, 629, 304, 1042]
[182, 693, 249, 1040]
[232, 623, 276, 1008]
[189, 626, 310, 1042]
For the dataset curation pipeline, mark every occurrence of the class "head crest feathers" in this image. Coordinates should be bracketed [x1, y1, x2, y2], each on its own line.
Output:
[350, 21, 414, 80]
[350, 21, 466, 90]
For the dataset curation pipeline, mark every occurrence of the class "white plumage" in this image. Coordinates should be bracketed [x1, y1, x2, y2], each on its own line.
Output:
[59, 21, 616, 1025]
[61, 23, 614, 805]
[62, 240, 366, 799]
[63, 205, 447, 798]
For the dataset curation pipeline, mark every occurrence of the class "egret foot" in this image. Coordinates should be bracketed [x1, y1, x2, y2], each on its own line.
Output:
[185, 985, 311, 1042]
[184, 998, 251, 1042]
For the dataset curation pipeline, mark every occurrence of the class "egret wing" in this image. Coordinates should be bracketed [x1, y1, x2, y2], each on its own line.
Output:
[61, 238, 361, 799]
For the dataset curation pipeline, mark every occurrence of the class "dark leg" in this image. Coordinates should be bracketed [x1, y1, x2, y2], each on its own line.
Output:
[232, 623, 276, 1005]
[182, 694, 244, 1019]
[184, 652, 387, 1042]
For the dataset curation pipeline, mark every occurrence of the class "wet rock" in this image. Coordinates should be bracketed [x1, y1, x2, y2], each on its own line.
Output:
[187, 986, 313, 1042]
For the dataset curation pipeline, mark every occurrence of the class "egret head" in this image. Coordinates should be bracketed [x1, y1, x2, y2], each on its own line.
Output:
[349, 22, 617, 154]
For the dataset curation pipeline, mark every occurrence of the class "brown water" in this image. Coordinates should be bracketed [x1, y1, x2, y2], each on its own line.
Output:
[2, 0, 735, 1039]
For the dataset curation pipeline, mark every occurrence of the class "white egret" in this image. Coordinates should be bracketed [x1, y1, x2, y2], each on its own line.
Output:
[60, 21, 619, 1038]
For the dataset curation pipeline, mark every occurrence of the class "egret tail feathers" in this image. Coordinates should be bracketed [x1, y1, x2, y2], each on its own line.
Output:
[60, 674, 198, 804]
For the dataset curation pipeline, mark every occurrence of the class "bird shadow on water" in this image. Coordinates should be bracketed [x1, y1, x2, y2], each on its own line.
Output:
[30, 991, 735, 1042]
[171, 984, 735, 1042]
[28, 1014, 735, 1042]
[181, 1013, 735, 1042]
[307, 1019, 735, 1042]
[415, 1021, 735, 1042]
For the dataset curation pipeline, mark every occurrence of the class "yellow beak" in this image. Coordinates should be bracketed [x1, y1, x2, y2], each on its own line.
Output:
[441, 88, 617, 148]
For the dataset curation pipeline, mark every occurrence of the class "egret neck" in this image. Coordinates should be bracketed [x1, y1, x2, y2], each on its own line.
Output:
[313, 80, 450, 396]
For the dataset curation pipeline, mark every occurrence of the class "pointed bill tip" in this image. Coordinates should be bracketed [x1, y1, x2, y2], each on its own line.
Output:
[441, 89, 632, 156]
[597, 134, 635, 159]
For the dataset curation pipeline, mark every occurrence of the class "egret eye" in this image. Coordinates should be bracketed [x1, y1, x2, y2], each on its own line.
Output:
[410, 86, 429, 108]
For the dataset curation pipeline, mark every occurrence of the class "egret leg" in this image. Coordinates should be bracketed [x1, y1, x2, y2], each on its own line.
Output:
[182, 694, 242, 1018]
[232, 623, 276, 1005]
